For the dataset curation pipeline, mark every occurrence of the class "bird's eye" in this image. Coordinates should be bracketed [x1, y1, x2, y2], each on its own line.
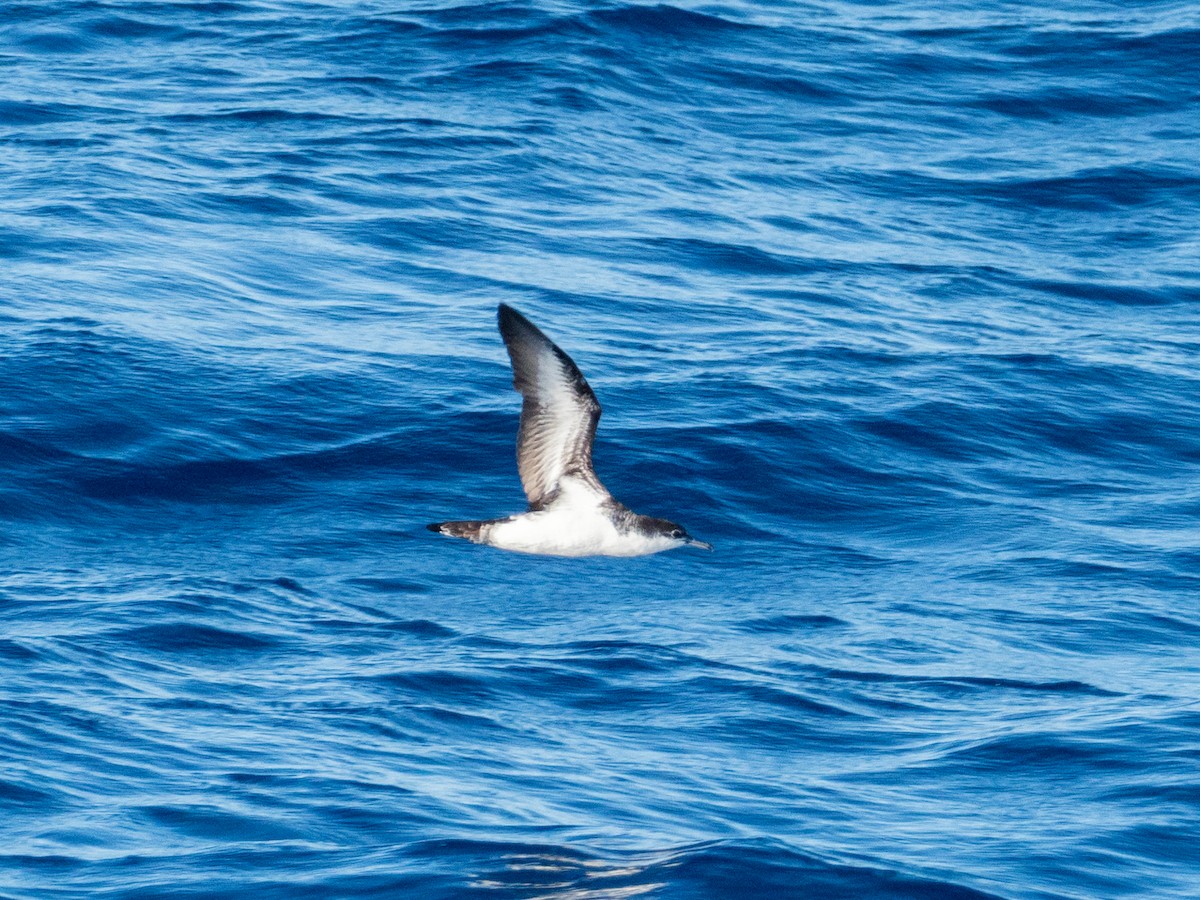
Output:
[670, 529, 684, 539]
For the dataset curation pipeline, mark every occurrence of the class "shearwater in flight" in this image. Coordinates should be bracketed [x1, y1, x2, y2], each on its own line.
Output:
[428, 304, 711, 557]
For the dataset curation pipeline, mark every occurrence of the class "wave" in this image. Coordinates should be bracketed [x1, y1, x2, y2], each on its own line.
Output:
[0, 837, 1003, 899]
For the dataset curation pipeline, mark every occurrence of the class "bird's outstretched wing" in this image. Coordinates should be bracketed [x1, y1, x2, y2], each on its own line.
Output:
[497, 304, 605, 509]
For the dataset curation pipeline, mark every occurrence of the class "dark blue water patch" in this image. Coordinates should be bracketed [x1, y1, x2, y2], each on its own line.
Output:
[641, 840, 1004, 900]
[75, 456, 295, 505]
[559, 639, 733, 674]
[269, 575, 312, 595]
[1100, 822, 1200, 870]
[497, 662, 609, 700]
[111, 623, 284, 654]
[0, 638, 39, 662]
[944, 732, 1142, 776]
[415, 3, 579, 43]
[165, 108, 358, 127]
[1099, 609, 1200, 648]
[146, 696, 240, 715]
[988, 23, 1200, 79]
[342, 577, 435, 595]
[366, 669, 498, 705]
[193, 190, 317, 219]
[1, 697, 133, 760]
[738, 614, 850, 633]
[638, 236, 821, 277]
[1100, 779, 1200, 808]
[0, 99, 96, 124]
[693, 60, 850, 104]
[985, 165, 1200, 211]
[319, 617, 454, 639]
[685, 674, 859, 719]
[810, 667, 1121, 699]
[588, 4, 757, 39]
[407, 704, 510, 734]
[676, 417, 988, 539]
[858, 401, 999, 463]
[85, 12, 190, 41]
[137, 802, 308, 843]
[971, 88, 1175, 120]
[11, 26, 94, 55]
[1023, 278, 1200, 307]
[0, 336, 484, 517]
[0, 777, 55, 807]
[842, 164, 1200, 214]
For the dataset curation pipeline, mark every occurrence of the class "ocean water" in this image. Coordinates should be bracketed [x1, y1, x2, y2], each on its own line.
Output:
[3, 0, 1199, 896]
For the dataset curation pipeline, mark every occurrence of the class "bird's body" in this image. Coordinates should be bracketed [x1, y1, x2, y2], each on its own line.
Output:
[428, 304, 710, 558]
[441, 476, 682, 558]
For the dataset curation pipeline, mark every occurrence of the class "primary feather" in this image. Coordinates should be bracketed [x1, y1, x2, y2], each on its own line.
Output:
[497, 303, 606, 509]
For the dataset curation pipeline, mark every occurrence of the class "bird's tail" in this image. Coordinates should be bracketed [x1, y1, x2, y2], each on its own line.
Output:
[427, 520, 488, 543]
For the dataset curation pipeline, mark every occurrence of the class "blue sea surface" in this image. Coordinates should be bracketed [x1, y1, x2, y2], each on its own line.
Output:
[3, 1, 1199, 897]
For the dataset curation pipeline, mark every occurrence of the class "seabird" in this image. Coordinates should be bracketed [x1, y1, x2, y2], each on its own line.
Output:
[428, 304, 712, 557]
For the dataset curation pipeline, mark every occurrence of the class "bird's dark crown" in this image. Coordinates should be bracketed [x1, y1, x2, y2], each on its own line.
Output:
[638, 515, 691, 541]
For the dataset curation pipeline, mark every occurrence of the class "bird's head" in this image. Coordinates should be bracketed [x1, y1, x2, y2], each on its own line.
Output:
[640, 516, 713, 552]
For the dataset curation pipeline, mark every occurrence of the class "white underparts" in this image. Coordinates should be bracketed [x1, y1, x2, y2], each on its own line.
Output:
[482, 477, 675, 558]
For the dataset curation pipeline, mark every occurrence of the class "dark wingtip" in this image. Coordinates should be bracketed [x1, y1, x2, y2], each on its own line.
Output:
[497, 303, 531, 336]
[497, 303, 552, 360]
[426, 523, 444, 533]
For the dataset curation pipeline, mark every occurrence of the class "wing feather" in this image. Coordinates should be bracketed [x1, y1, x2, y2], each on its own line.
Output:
[497, 304, 605, 508]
